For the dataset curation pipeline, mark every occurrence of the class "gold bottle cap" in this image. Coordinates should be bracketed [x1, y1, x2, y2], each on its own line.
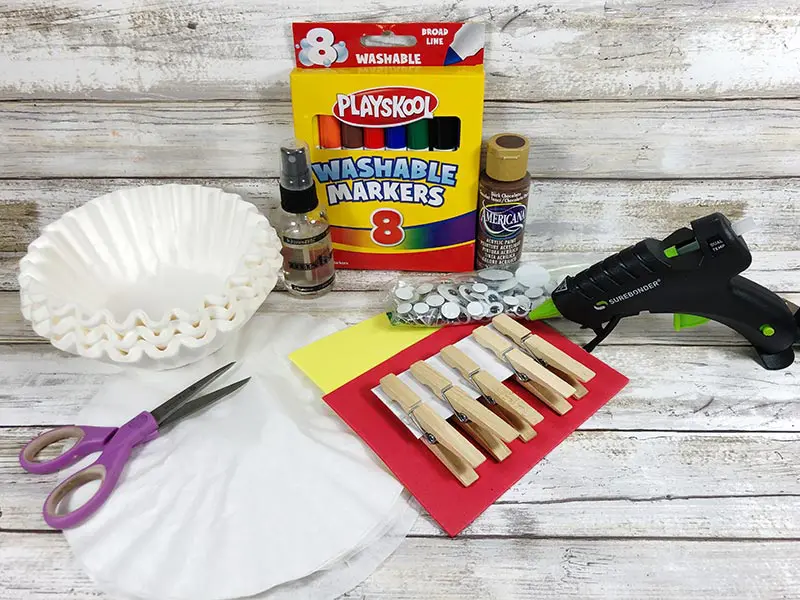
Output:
[485, 133, 530, 182]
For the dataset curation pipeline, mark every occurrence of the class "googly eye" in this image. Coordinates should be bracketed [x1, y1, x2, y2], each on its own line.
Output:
[490, 277, 515, 293]
[471, 282, 489, 294]
[458, 285, 474, 302]
[412, 302, 430, 316]
[515, 264, 550, 288]
[466, 301, 486, 319]
[509, 304, 526, 317]
[502, 295, 519, 307]
[441, 301, 461, 320]
[478, 268, 514, 282]
[437, 284, 462, 304]
[488, 302, 505, 316]
[394, 286, 415, 302]
[515, 295, 532, 311]
[425, 294, 445, 308]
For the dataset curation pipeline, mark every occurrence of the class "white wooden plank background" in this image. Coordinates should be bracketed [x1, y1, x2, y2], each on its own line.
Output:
[5, 100, 800, 179]
[2, 0, 800, 101]
[3, 535, 800, 600]
[3, 0, 800, 597]
[3, 178, 800, 254]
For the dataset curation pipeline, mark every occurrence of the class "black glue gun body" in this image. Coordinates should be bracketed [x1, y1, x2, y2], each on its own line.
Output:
[551, 213, 800, 370]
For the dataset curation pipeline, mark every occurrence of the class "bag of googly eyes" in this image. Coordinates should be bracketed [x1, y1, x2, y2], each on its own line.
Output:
[385, 262, 588, 327]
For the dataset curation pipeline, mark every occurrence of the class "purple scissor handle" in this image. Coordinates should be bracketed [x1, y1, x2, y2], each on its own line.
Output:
[19, 412, 159, 529]
[18, 362, 250, 530]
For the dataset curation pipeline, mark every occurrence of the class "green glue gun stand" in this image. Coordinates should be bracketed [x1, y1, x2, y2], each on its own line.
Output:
[529, 213, 800, 370]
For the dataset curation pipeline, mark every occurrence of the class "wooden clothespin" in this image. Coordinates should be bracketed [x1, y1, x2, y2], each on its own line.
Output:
[439, 345, 543, 442]
[492, 314, 596, 398]
[379, 374, 484, 486]
[409, 361, 518, 461]
[472, 325, 575, 416]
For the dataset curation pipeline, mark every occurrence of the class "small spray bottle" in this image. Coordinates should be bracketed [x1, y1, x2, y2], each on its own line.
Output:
[276, 139, 335, 297]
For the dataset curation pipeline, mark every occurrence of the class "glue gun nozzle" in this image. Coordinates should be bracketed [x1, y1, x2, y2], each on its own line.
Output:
[528, 298, 562, 321]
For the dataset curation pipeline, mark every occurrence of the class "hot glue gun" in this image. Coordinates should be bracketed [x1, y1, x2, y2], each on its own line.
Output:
[530, 213, 800, 369]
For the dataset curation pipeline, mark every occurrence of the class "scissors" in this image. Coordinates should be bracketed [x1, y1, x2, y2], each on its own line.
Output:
[19, 362, 249, 530]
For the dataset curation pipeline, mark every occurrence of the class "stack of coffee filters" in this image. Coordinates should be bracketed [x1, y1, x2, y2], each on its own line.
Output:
[18, 184, 284, 369]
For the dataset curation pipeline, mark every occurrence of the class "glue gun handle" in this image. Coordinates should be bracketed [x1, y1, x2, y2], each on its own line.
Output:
[693, 276, 796, 369]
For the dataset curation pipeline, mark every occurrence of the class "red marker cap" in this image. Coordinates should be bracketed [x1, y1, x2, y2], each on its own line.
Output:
[363, 127, 385, 150]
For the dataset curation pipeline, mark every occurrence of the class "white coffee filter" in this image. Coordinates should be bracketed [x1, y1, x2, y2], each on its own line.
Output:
[62, 314, 414, 600]
[98, 493, 420, 600]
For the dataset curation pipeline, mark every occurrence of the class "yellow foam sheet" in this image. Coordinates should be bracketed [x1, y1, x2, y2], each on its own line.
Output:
[289, 315, 438, 394]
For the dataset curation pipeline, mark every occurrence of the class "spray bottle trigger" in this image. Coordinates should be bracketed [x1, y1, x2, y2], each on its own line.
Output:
[673, 314, 710, 331]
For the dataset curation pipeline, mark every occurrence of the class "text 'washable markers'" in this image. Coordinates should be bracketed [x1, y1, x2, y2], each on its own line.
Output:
[385, 125, 407, 150]
[429, 117, 461, 150]
[407, 119, 430, 150]
[363, 127, 385, 150]
[341, 123, 364, 149]
[318, 115, 342, 149]
[444, 23, 484, 66]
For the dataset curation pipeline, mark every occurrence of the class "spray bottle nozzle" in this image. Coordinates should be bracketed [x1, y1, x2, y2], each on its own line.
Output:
[279, 139, 313, 192]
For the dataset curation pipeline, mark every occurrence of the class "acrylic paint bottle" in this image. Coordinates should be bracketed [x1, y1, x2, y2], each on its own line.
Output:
[276, 139, 335, 297]
[475, 133, 531, 269]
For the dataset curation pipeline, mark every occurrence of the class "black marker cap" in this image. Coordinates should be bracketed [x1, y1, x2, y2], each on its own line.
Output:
[279, 138, 318, 214]
[429, 117, 460, 150]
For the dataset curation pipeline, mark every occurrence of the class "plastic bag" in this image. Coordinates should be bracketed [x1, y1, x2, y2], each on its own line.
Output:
[386, 261, 589, 327]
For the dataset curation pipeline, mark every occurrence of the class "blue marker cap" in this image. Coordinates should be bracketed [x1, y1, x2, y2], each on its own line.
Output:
[385, 125, 407, 149]
[444, 47, 462, 66]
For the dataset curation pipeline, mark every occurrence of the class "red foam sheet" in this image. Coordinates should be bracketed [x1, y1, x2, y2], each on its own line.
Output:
[323, 321, 629, 536]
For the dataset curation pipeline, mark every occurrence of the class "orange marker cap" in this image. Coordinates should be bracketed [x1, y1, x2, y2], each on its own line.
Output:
[318, 115, 342, 149]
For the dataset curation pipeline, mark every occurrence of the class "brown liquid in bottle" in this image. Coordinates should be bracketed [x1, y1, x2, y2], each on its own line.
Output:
[475, 133, 531, 268]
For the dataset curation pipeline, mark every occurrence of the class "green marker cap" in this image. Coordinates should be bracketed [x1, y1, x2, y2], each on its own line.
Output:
[407, 119, 430, 150]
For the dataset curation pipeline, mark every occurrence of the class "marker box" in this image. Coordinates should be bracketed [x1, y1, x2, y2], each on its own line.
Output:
[290, 22, 485, 272]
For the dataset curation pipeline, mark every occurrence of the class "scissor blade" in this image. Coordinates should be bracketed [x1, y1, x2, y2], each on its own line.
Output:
[151, 362, 237, 424]
[156, 378, 250, 428]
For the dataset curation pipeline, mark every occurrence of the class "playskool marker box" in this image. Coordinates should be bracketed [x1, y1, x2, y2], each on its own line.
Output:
[290, 22, 485, 271]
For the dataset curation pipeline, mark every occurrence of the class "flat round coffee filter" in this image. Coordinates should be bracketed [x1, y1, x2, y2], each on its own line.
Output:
[98, 492, 419, 600]
[62, 315, 408, 600]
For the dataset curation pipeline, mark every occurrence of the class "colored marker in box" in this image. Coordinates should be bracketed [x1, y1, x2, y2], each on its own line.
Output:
[364, 127, 385, 150]
[290, 21, 485, 272]
[341, 123, 364, 149]
[407, 120, 430, 150]
[385, 125, 406, 150]
[318, 115, 341, 149]
[430, 117, 460, 150]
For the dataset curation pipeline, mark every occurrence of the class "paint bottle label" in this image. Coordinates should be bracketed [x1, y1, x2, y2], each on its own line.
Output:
[475, 183, 529, 268]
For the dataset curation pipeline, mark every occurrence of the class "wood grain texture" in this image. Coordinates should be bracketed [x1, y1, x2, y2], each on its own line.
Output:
[3, 534, 800, 600]
[2, 1, 800, 101]
[347, 538, 800, 599]
[4, 428, 799, 534]
[3, 283, 799, 346]
[2, 175, 800, 290]
[4, 1, 800, 595]
[1, 323, 798, 430]
[4, 249, 800, 293]
[3, 177, 800, 257]
[5, 100, 800, 179]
